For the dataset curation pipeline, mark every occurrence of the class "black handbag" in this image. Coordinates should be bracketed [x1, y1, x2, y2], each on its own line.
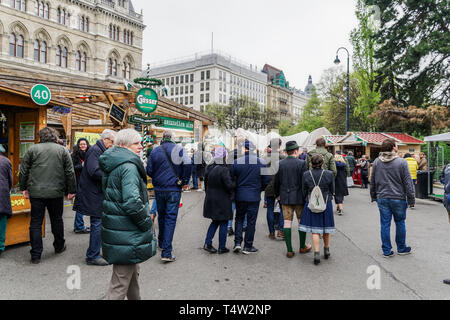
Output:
[161, 145, 183, 187]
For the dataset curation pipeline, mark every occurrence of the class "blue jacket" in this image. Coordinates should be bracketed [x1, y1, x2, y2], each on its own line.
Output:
[440, 164, 450, 211]
[231, 152, 270, 202]
[73, 139, 106, 217]
[146, 141, 191, 192]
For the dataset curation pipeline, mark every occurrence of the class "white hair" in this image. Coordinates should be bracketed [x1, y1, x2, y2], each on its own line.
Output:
[162, 130, 175, 140]
[101, 129, 116, 140]
[114, 129, 142, 147]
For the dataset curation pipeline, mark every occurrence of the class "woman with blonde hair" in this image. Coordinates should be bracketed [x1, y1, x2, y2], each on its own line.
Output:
[334, 154, 349, 215]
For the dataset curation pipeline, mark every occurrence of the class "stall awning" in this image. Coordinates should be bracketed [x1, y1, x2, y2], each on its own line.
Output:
[424, 132, 450, 142]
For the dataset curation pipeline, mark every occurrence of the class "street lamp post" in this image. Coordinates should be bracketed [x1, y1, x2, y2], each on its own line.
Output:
[334, 47, 350, 133]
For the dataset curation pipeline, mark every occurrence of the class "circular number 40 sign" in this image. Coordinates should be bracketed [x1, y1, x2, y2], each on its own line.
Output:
[31, 84, 52, 106]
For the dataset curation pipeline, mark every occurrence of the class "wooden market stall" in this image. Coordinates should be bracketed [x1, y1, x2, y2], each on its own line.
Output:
[0, 81, 73, 246]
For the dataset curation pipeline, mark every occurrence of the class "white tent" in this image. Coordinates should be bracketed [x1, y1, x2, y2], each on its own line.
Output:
[279, 131, 309, 150]
[303, 127, 333, 150]
[424, 132, 450, 142]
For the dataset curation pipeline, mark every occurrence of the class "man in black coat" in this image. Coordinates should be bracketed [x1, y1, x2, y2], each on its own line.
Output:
[73, 129, 115, 266]
[274, 141, 312, 258]
[0, 144, 12, 257]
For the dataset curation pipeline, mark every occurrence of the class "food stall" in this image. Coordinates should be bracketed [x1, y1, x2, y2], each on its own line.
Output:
[0, 81, 72, 246]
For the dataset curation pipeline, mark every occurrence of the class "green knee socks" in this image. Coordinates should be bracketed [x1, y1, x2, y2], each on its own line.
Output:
[299, 230, 307, 249]
[284, 228, 293, 252]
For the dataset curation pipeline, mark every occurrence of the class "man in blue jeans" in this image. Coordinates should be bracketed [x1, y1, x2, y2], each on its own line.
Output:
[231, 140, 270, 254]
[147, 130, 191, 262]
[370, 138, 415, 258]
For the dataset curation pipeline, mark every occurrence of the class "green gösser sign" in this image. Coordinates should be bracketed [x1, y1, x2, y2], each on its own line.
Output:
[136, 88, 158, 113]
[30, 84, 52, 106]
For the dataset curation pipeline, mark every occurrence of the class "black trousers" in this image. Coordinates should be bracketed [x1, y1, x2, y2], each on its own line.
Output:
[361, 171, 369, 188]
[29, 197, 65, 260]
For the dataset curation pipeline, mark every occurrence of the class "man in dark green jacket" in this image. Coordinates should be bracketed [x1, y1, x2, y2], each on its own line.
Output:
[306, 137, 337, 177]
[99, 129, 154, 300]
[19, 127, 76, 264]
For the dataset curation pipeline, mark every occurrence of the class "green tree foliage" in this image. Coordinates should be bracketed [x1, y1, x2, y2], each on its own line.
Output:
[369, 0, 450, 107]
[350, 0, 381, 127]
[205, 96, 279, 132]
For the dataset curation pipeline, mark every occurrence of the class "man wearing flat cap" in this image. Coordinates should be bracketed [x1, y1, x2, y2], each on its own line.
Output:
[274, 141, 312, 258]
[231, 140, 270, 254]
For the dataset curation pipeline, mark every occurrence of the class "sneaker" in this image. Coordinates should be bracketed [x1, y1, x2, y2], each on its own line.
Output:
[74, 228, 90, 234]
[233, 245, 242, 253]
[203, 244, 218, 254]
[299, 244, 312, 254]
[286, 252, 295, 258]
[196, 189, 203, 192]
[31, 258, 41, 265]
[86, 257, 109, 266]
[383, 251, 395, 258]
[398, 247, 412, 255]
[268, 233, 275, 240]
[218, 248, 230, 254]
[242, 247, 258, 254]
[161, 255, 176, 263]
[443, 279, 450, 285]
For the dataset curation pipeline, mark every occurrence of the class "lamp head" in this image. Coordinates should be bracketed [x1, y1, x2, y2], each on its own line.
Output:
[334, 55, 341, 65]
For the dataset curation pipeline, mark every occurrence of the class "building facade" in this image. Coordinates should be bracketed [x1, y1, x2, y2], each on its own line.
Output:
[291, 86, 309, 123]
[0, 0, 145, 81]
[146, 51, 268, 113]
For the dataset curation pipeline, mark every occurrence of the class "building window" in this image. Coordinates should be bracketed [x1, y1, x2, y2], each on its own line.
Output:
[170, 88, 174, 96]
[219, 82, 222, 92]
[175, 87, 179, 95]
[130, 32, 133, 46]
[201, 71, 204, 80]
[10, 34, 24, 58]
[44, 3, 49, 19]
[109, 24, 112, 39]
[176, 76, 179, 84]
[206, 82, 209, 91]
[200, 94, 204, 103]
[200, 106, 204, 113]
[34, 40, 39, 61]
[39, 41, 47, 63]
[56, 46, 68, 68]
[206, 93, 209, 103]
[190, 74, 194, 82]
[76, 51, 87, 72]
[206, 70, 210, 79]
[200, 83, 204, 91]
[185, 75, 189, 83]
[190, 96, 193, 104]
[11, 0, 26, 11]
[180, 86, 184, 94]
[180, 75, 184, 84]
[219, 71, 222, 80]
[171, 77, 174, 85]
[190, 85, 193, 93]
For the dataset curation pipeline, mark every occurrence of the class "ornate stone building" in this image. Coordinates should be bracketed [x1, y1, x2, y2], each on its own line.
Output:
[0, 0, 145, 81]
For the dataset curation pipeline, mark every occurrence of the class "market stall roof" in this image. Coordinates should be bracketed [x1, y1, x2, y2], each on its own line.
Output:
[324, 135, 345, 145]
[424, 132, 450, 142]
[384, 133, 425, 144]
[0, 81, 73, 108]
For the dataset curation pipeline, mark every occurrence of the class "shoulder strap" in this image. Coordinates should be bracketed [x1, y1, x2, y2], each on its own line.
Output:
[317, 170, 325, 186]
[161, 145, 181, 181]
[309, 170, 324, 187]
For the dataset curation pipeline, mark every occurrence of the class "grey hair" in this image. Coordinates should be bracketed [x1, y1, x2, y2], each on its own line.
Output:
[162, 130, 174, 141]
[101, 129, 116, 140]
[39, 127, 58, 143]
[114, 129, 142, 147]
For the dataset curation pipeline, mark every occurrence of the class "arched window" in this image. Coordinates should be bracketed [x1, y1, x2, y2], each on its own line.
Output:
[123, 29, 127, 43]
[17, 35, 24, 58]
[127, 63, 131, 79]
[81, 52, 86, 72]
[122, 63, 127, 78]
[113, 26, 116, 40]
[85, 18, 89, 32]
[62, 47, 68, 68]
[107, 58, 112, 75]
[39, 1, 44, 17]
[62, 9, 66, 25]
[35, 1, 39, 15]
[76, 51, 80, 70]
[112, 59, 117, 76]
[56, 45, 61, 66]
[108, 24, 112, 39]
[34, 40, 39, 61]
[131, 32, 134, 46]
[40, 41, 47, 63]
[9, 34, 16, 56]
[44, 3, 49, 19]
[116, 27, 120, 41]
[12, 0, 26, 11]
[57, 8, 61, 24]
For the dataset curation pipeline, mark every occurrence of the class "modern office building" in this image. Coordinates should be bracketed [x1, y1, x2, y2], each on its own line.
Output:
[146, 51, 268, 113]
[0, 0, 145, 81]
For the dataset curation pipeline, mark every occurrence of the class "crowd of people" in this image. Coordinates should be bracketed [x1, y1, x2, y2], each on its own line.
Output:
[0, 125, 449, 299]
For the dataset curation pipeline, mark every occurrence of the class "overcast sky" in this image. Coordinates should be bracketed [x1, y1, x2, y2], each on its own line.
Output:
[132, 0, 358, 90]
